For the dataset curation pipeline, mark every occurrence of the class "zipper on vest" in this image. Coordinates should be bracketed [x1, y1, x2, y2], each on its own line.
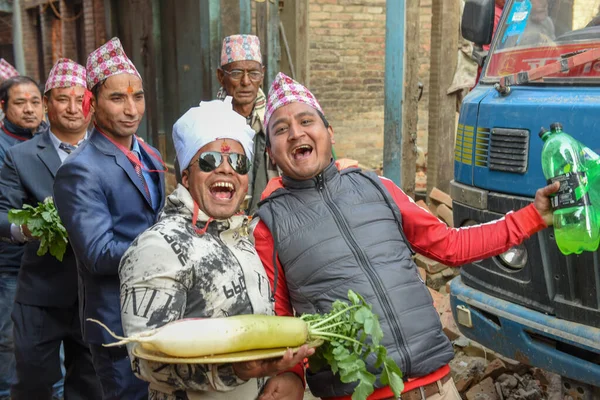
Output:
[315, 173, 412, 373]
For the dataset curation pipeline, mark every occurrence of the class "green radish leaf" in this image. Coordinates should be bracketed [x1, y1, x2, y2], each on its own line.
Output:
[8, 198, 68, 261]
[382, 357, 404, 397]
[305, 291, 404, 400]
[375, 345, 387, 369]
[307, 351, 327, 372]
[7, 209, 29, 225]
[41, 211, 52, 223]
[353, 307, 370, 324]
[348, 290, 361, 305]
[351, 371, 376, 400]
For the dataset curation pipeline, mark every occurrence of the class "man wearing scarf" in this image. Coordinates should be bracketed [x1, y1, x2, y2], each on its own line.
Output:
[0, 58, 101, 400]
[0, 73, 46, 399]
[54, 37, 165, 400]
[119, 98, 310, 400]
[216, 34, 278, 214]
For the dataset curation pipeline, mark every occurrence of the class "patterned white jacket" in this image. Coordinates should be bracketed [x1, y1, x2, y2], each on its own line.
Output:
[119, 184, 274, 400]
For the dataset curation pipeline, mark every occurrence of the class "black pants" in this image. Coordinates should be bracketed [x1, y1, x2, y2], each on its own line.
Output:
[10, 302, 102, 400]
[88, 344, 148, 400]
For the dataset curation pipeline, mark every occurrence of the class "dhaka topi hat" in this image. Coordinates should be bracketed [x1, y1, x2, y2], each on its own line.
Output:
[45, 58, 87, 93]
[220, 34, 262, 66]
[0, 59, 19, 81]
[86, 37, 141, 90]
[173, 97, 256, 174]
[264, 72, 323, 128]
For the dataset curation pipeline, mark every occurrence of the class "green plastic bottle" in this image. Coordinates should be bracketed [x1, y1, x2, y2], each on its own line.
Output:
[578, 141, 600, 226]
[539, 123, 600, 255]
[553, 125, 600, 227]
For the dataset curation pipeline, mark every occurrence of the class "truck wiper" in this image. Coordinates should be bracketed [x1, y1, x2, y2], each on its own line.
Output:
[495, 47, 600, 95]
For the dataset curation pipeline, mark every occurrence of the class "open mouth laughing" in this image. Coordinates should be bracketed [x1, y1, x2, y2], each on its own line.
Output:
[210, 181, 236, 201]
[292, 144, 313, 160]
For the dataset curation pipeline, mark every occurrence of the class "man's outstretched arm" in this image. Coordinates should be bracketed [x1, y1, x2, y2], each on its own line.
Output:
[381, 177, 559, 267]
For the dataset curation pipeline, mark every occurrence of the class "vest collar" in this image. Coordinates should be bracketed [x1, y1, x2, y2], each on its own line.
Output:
[282, 160, 338, 190]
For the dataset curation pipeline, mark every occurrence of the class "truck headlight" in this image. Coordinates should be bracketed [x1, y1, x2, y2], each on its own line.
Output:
[496, 244, 528, 270]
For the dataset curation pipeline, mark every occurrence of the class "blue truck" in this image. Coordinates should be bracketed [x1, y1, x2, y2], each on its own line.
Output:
[450, 0, 600, 396]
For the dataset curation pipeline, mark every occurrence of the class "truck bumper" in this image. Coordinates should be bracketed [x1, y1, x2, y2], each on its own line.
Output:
[450, 276, 600, 386]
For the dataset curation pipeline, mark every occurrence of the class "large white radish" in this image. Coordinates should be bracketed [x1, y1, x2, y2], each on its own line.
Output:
[88, 315, 309, 358]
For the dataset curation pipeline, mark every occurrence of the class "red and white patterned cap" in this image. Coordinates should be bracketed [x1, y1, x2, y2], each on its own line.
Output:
[0, 59, 19, 81]
[44, 58, 86, 93]
[264, 72, 323, 128]
[220, 34, 262, 66]
[85, 37, 141, 89]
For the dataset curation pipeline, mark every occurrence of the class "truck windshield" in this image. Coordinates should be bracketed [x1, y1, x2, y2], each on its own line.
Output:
[485, 0, 600, 82]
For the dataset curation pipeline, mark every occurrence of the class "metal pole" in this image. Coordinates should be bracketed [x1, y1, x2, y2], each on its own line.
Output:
[383, 0, 406, 186]
[200, 0, 221, 97]
[239, 0, 251, 34]
[266, 0, 280, 88]
[12, 0, 25, 74]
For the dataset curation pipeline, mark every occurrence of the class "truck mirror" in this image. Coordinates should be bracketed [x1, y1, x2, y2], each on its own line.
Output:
[462, 0, 495, 46]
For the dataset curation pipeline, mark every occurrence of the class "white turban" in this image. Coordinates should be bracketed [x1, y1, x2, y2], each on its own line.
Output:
[173, 97, 255, 174]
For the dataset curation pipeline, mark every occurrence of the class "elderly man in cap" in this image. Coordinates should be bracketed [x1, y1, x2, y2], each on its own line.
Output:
[54, 37, 166, 399]
[0, 58, 100, 400]
[215, 34, 277, 214]
[253, 73, 560, 400]
[119, 97, 311, 400]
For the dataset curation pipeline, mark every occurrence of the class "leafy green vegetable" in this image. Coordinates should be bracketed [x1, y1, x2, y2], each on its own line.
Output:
[8, 197, 68, 261]
[302, 290, 404, 400]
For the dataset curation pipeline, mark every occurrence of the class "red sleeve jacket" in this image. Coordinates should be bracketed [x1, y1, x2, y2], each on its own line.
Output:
[253, 176, 548, 319]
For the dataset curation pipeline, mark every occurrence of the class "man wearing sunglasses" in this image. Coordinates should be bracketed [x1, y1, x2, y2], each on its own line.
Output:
[215, 34, 278, 215]
[119, 97, 311, 400]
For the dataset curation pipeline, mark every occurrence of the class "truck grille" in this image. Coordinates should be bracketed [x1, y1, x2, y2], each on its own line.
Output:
[455, 124, 474, 165]
[475, 127, 490, 167]
[488, 128, 529, 173]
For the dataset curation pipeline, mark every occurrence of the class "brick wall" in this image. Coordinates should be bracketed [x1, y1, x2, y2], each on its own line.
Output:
[39, 5, 53, 76]
[21, 6, 40, 81]
[307, 0, 386, 169]
[87, 0, 106, 53]
[20, 0, 105, 82]
[0, 13, 12, 46]
[59, 0, 77, 60]
[306, 0, 432, 170]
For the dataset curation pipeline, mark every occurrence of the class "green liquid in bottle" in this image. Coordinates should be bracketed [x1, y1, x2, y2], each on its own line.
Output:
[540, 123, 599, 255]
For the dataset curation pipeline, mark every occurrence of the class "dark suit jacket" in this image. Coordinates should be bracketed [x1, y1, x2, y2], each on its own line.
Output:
[0, 131, 78, 307]
[54, 128, 165, 345]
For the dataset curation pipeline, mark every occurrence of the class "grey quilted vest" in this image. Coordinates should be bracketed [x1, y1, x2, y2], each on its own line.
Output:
[257, 162, 454, 398]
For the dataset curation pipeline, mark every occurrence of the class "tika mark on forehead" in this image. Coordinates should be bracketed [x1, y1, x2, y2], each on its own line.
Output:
[127, 82, 134, 94]
[221, 140, 231, 153]
[24, 92, 31, 99]
[70, 88, 76, 96]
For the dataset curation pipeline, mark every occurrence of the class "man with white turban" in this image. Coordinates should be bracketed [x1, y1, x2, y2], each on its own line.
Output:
[118, 97, 312, 400]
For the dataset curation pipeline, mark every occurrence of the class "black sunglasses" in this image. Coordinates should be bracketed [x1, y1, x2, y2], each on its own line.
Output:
[197, 151, 250, 175]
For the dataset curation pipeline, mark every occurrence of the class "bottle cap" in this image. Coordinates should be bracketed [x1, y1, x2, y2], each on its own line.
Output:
[538, 127, 549, 138]
[550, 122, 563, 131]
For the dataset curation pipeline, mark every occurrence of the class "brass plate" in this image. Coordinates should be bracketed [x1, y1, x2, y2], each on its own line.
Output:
[131, 339, 323, 364]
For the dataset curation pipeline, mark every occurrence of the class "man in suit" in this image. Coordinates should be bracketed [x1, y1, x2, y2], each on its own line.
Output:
[0, 74, 46, 399]
[0, 58, 101, 400]
[54, 37, 166, 400]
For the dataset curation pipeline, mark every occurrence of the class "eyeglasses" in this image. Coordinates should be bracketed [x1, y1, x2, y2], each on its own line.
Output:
[221, 69, 264, 82]
[196, 151, 250, 175]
